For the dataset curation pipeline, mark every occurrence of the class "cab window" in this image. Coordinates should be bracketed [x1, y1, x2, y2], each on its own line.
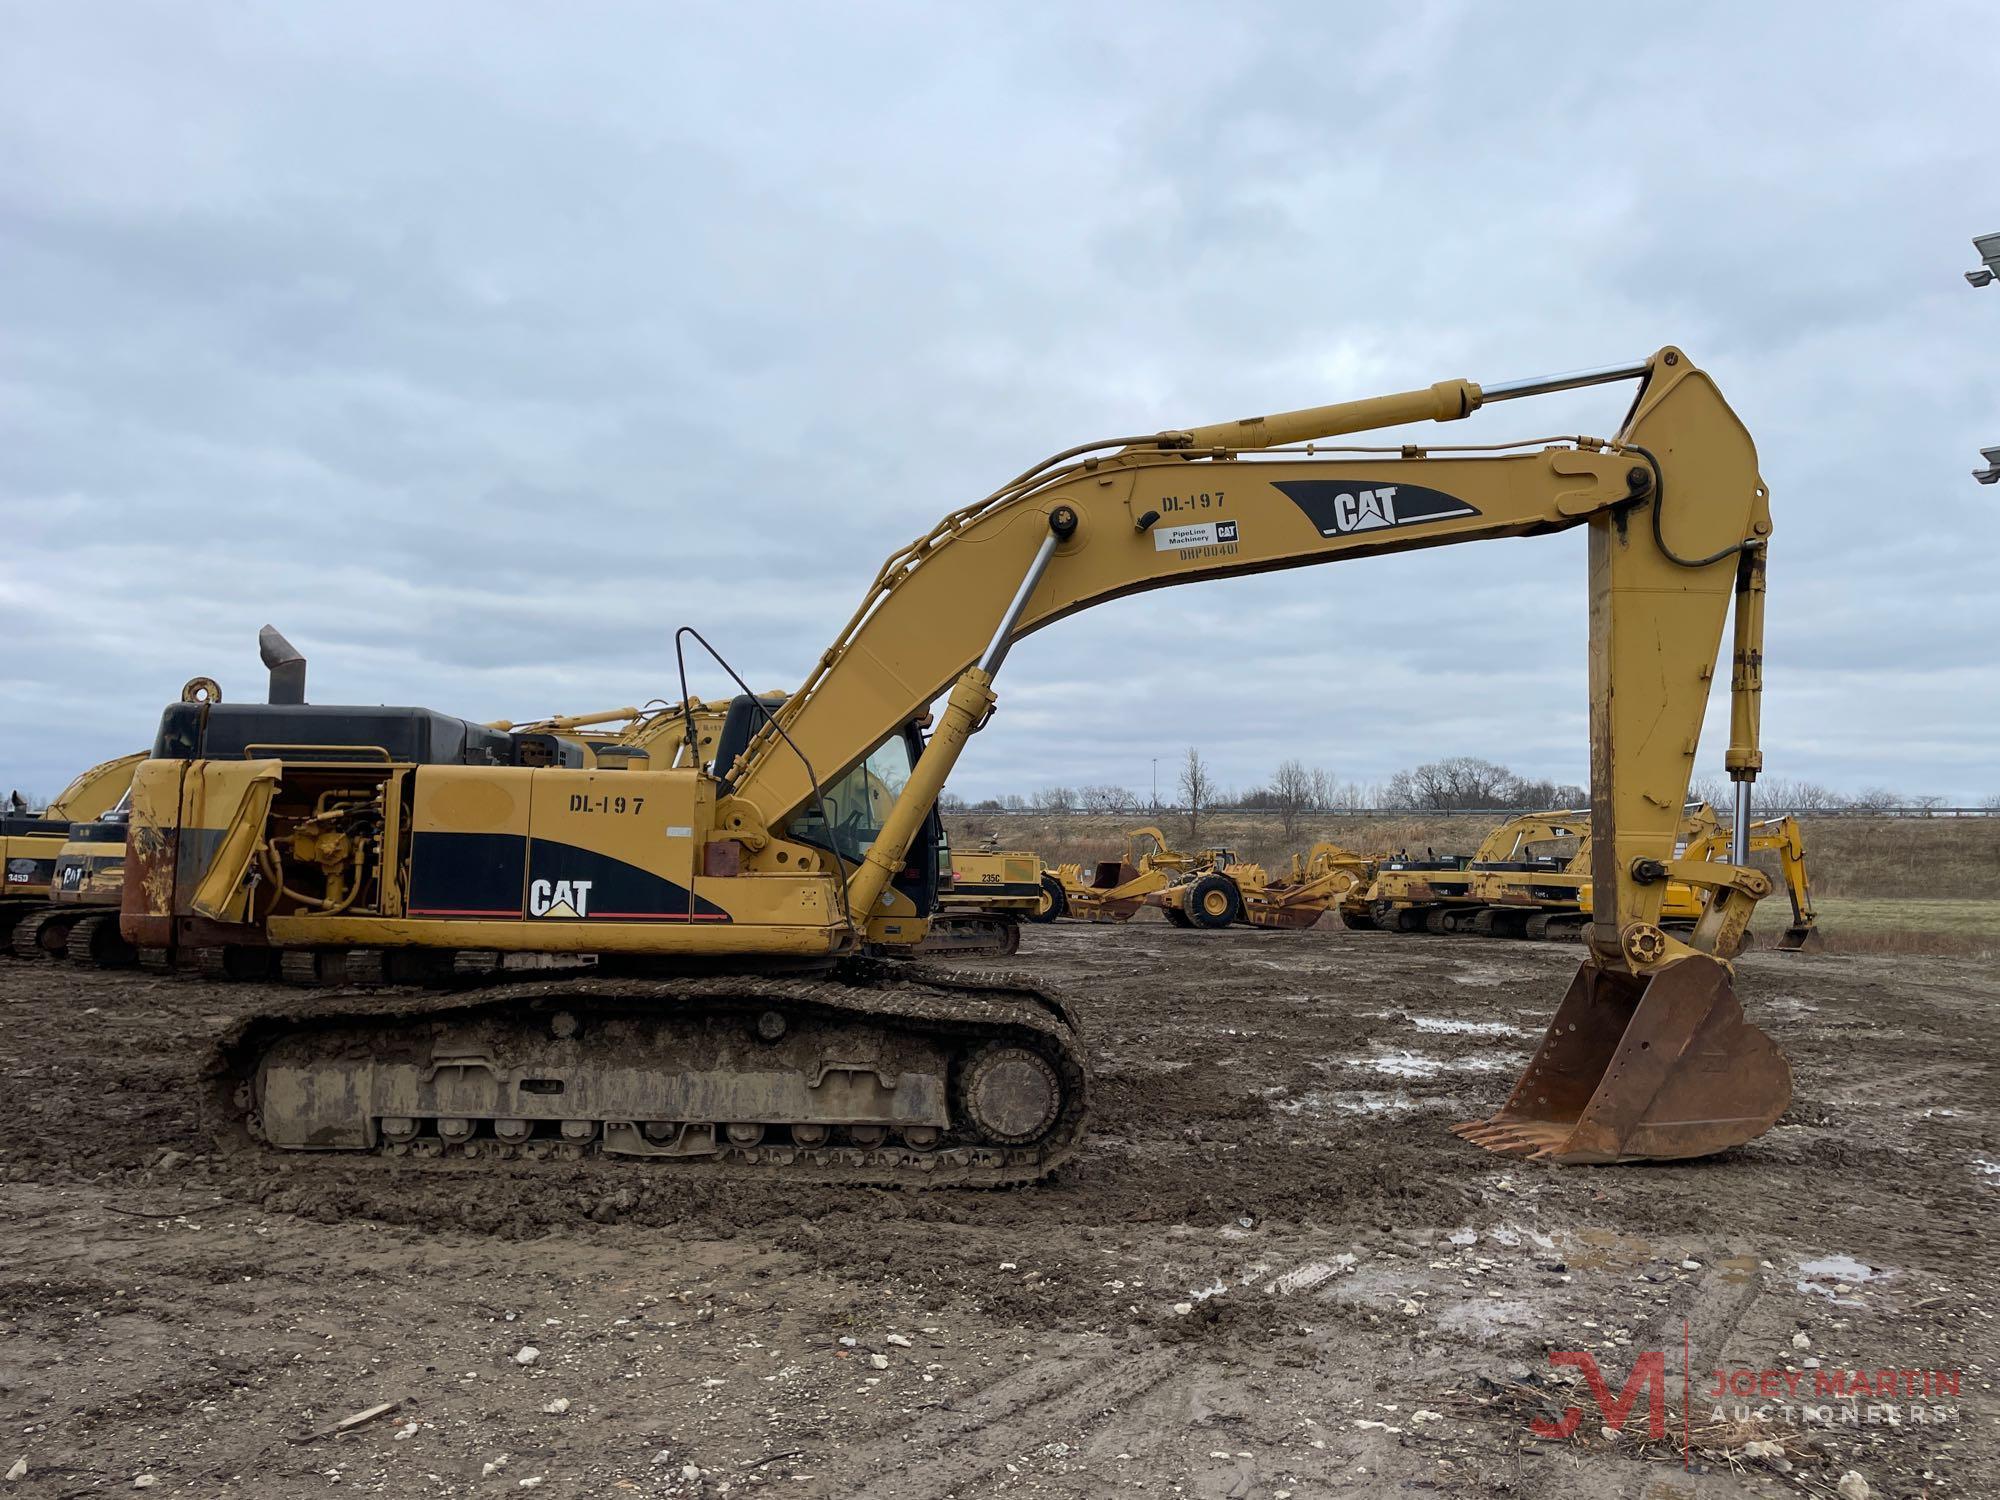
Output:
[785, 734, 913, 866]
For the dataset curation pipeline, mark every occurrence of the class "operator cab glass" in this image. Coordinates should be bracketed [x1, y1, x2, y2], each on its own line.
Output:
[788, 735, 911, 865]
[783, 726, 941, 911]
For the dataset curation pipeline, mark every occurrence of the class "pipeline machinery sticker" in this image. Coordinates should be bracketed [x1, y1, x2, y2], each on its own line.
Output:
[1155, 519, 1240, 556]
[1273, 480, 1480, 536]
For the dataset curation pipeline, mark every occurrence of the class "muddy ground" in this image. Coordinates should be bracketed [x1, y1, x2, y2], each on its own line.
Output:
[0, 924, 1992, 1499]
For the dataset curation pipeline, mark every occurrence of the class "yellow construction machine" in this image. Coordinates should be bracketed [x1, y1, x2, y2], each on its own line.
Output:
[1239, 842, 1374, 929]
[4, 749, 147, 958]
[1135, 840, 1371, 931]
[1140, 844, 1252, 928]
[1214, 842, 1375, 931]
[1581, 813, 1820, 951]
[46, 789, 140, 965]
[1346, 809, 1591, 936]
[935, 834, 1051, 949]
[1051, 825, 1198, 922]
[122, 345, 1790, 1172]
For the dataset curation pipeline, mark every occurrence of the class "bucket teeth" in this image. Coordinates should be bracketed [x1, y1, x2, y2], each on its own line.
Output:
[1450, 954, 1792, 1165]
[1453, 1118, 1570, 1156]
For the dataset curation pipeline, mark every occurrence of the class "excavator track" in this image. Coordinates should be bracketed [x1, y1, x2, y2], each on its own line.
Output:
[203, 961, 1089, 1188]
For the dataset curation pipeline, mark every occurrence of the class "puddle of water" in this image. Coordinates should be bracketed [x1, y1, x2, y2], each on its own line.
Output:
[1973, 1157, 1999, 1181]
[1447, 1228, 1478, 1247]
[1445, 973, 1510, 988]
[1435, 1296, 1537, 1337]
[1717, 1254, 1761, 1286]
[1271, 1088, 1429, 1116]
[1556, 1227, 1655, 1272]
[1486, 1224, 1556, 1251]
[1409, 1015, 1526, 1036]
[1347, 1047, 1518, 1078]
[1796, 1254, 1890, 1303]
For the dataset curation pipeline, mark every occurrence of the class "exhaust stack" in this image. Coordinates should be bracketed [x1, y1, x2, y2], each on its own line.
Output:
[259, 625, 307, 705]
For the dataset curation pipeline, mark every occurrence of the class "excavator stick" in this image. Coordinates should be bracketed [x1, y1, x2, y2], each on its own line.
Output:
[1452, 953, 1791, 1163]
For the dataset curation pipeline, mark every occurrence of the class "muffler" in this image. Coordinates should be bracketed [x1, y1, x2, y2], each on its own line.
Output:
[259, 624, 306, 705]
[1453, 953, 1791, 1163]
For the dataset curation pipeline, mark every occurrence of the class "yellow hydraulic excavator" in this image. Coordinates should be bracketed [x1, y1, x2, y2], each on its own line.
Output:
[1346, 809, 1591, 934]
[4, 749, 147, 958]
[123, 345, 1788, 1171]
[1356, 805, 1715, 940]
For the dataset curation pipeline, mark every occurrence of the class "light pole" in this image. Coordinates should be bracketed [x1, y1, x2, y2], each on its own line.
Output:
[1151, 757, 1159, 813]
[1966, 232, 2000, 287]
[1975, 446, 2000, 485]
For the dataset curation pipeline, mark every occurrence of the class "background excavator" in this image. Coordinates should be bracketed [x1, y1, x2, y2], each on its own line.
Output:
[1353, 806, 1678, 938]
[3, 749, 146, 957]
[121, 345, 1789, 1175]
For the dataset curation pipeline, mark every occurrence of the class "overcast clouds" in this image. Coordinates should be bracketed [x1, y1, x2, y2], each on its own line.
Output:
[2, 2, 1995, 803]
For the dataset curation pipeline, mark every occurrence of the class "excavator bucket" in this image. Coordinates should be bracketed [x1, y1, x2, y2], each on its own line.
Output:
[1452, 953, 1791, 1163]
[1776, 924, 1823, 954]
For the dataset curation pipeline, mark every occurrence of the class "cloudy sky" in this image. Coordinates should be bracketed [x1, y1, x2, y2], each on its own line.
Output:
[3, 2, 1994, 805]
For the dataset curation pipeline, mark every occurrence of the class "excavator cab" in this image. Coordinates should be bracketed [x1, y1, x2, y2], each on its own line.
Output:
[781, 721, 942, 919]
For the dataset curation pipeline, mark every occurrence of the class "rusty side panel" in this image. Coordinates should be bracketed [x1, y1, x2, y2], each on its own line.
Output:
[121, 762, 185, 945]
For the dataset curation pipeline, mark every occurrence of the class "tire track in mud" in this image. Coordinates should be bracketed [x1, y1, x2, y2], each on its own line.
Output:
[801, 1339, 1183, 1497]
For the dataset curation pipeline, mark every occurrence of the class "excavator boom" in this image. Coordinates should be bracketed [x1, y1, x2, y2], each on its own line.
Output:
[713, 346, 1787, 1162]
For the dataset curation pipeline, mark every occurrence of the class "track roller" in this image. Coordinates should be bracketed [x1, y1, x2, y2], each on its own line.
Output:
[65, 912, 137, 968]
[11, 909, 79, 960]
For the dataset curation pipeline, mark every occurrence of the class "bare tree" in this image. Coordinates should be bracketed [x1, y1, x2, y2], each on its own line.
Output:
[1687, 775, 1731, 810]
[1385, 755, 1518, 810]
[1270, 758, 1322, 842]
[1178, 747, 1215, 844]
[1078, 784, 1137, 813]
[1031, 786, 1073, 812]
[1756, 778, 1839, 813]
[1309, 767, 1335, 810]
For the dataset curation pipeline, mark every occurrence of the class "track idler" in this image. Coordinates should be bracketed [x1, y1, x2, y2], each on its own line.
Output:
[1453, 952, 1791, 1163]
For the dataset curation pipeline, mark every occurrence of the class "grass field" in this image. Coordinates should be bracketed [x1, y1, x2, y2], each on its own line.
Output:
[1807, 896, 2000, 955]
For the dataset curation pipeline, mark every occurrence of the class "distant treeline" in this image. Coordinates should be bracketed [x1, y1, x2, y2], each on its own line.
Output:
[944, 752, 1993, 828]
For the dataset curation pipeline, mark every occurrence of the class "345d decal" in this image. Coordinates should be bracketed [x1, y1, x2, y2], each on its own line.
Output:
[1274, 480, 1479, 537]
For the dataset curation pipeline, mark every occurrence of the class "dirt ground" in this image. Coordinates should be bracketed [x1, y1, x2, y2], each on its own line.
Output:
[0, 923, 1992, 1499]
